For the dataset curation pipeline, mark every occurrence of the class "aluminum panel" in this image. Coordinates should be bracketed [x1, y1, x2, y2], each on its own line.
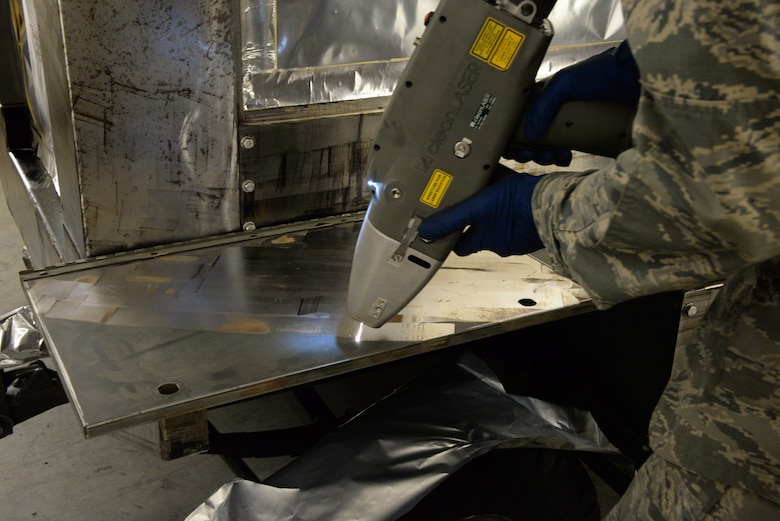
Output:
[21, 216, 593, 437]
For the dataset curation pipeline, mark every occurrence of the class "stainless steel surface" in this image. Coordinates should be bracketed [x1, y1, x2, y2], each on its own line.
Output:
[60, 0, 240, 255]
[13, 0, 83, 258]
[21, 216, 593, 437]
[6, 0, 240, 262]
[238, 113, 378, 228]
[2, 0, 626, 266]
[3, 149, 80, 266]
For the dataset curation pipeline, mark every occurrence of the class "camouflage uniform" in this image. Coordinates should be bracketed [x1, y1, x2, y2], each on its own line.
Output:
[531, 0, 780, 517]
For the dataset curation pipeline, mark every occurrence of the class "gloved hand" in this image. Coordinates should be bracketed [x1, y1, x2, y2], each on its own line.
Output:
[418, 171, 545, 257]
[504, 40, 640, 166]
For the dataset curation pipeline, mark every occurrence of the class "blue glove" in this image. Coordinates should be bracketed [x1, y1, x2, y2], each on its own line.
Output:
[418, 172, 545, 257]
[504, 40, 640, 165]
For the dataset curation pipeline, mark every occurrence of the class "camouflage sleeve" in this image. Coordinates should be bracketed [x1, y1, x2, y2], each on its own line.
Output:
[648, 255, 780, 505]
[531, 0, 780, 308]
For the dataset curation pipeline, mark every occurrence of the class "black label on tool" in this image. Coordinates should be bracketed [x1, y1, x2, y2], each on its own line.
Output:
[471, 93, 496, 130]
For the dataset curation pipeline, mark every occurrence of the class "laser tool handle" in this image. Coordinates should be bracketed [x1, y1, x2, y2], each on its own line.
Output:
[509, 100, 637, 159]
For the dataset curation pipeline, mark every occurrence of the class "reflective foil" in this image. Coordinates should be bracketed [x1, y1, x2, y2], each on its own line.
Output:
[186, 353, 621, 521]
[242, 0, 626, 110]
[0, 307, 46, 368]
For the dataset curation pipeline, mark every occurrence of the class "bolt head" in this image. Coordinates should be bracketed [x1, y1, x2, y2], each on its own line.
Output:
[240, 135, 256, 150]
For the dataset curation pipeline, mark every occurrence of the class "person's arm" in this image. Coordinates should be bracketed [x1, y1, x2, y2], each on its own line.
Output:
[534, 17, 780, 307]
[420, 24, 780, 309]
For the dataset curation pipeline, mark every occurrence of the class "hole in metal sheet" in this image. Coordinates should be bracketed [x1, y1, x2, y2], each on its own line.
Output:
[518, 298, 537, 306]
[157, 382, 181, 395]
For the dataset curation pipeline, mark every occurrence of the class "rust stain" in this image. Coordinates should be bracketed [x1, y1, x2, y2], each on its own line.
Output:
[125, 275, 172, 283]
[100, 307, 118, 323]
[219, 316, 271, 334]
[271, 235, 296, 245]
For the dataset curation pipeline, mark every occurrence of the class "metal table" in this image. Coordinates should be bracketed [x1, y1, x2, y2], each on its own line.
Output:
[20, 213, 594, 439]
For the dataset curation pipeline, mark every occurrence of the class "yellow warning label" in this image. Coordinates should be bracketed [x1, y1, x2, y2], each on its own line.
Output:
[470, 18, 525, 71]
[420, 169, 453, 208]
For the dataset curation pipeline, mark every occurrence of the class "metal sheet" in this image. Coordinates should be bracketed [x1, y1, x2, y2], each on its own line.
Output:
[238, 114, 378, 229]
[61, 0, 239, 256]
[13, 0, 84, 258]
[5, 1, 240, 262]
[21, 215, 593, 437]
[4, 0, 627, 268]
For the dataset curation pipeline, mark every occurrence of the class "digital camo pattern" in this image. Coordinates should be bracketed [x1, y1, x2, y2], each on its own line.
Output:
[530, 0, 780, 512]
[604, 454, 780, 520]
[648, 257, 780, 505]
[533, 0, 780, 308]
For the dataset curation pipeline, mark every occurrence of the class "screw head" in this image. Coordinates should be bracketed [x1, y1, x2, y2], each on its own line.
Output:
[240, 135, 256, 150]
[682, 303, 698, 317]
[241, 179, 256, 193]
[454, 138, 472, 158]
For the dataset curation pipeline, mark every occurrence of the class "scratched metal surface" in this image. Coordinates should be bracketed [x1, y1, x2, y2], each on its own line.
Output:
[21, 215, 593, 437]
[238, 114, 378, 229]
[58, 0, 240, 256]
[9, 0, 625, 266]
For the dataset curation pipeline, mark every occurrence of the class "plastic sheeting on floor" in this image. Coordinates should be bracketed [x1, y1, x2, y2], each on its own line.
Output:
[186, 352, 623, 521]
[0, 307, 46, 368]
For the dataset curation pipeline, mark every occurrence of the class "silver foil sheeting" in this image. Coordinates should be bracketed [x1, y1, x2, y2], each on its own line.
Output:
[186, 353, 620, 521]
[242, 0, 626, 110]
[0, 307, 46, 368]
